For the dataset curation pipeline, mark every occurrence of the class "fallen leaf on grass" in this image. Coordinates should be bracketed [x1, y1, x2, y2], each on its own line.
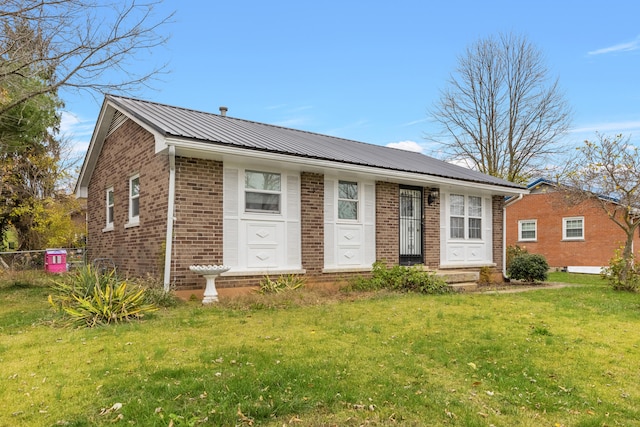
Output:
[445, 409, 457, 419]
[99, 403, 122, 416]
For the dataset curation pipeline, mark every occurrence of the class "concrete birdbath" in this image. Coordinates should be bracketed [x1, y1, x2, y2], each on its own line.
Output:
[189, 265, 230, 304]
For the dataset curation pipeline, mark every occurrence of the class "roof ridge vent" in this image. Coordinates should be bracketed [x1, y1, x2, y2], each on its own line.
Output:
[219, 106, 228, 117]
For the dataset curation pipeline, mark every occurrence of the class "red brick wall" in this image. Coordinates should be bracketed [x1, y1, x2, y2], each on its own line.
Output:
[86, 119, 169, 278]
[423, 187, 440, 268]
[170, 157, 224, 287]
[376, 181, 399, 266]
[300, 172, 324, 275]
[505, 191, 638, 267]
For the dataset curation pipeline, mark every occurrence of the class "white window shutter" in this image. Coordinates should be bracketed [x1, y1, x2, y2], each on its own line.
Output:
[223, 168, 239, 267]
[286, 174, 301, 266]
[363, 183, 375, 264]
[324, 179, 335, 266]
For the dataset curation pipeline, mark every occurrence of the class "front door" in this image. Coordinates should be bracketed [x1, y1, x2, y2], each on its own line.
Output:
[399, 187, 423, 265]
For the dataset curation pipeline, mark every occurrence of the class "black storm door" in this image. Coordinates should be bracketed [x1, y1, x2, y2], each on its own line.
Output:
[399, 187, 423, 265]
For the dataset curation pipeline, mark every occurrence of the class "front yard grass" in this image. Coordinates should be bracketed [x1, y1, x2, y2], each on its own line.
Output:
[1, 272, 639, 426]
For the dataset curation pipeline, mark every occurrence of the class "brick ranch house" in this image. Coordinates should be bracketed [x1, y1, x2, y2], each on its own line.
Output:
[75, 95, 526, 293]
[505, 178, 640, 274]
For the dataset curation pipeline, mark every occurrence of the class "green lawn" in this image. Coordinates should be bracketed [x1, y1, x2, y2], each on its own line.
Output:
[1, 272, 639, 426]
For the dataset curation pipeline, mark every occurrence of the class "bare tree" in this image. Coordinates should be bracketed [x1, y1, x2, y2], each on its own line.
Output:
[429, 33, 572, 183]
[562, 133, 640, 289]
[0, 0, 173, 117]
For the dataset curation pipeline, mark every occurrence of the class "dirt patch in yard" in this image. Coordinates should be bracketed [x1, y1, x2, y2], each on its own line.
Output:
[475, 282, 577, 294]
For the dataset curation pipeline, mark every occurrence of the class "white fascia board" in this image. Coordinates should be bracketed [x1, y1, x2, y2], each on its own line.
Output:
[75, 100, 168, 198]
[166, 137, 526, 196]
[75, 103, 114, 198]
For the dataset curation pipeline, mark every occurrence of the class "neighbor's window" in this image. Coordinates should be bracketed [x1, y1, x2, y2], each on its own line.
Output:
[245, 170, 281, 213]
[563, 217, 584, 240]
[106, 187, 114, 228]
[338, 180, 359, 220]
[519, 220, 537, 241]
[129, 175, 140, 223]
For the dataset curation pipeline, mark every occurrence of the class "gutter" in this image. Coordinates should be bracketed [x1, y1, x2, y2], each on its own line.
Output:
[503, 193, 524, 278]
[163, 145, 176, 291]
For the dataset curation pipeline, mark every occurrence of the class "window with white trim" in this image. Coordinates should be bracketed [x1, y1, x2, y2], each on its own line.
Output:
[450, 194, 465, 238]
[518, 219, 537, 241]
[450, 194, 482, 239]
[106, 187, 114, 228]
[129, 175, 140, 223]
[245, 170, 281, 213]
[338, 180, 358, 220]
[563, 217, 584, 240]
[468, 196, 482, 239]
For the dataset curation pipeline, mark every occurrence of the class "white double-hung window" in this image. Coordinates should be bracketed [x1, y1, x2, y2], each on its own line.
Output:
[245, 170, 281, 213]
[128, 175, 140, 225]
[518, 220, 537, 241]
[450, 194, 482, 240]
[104, 187, 114, 231]
[338, 180, 358, 220]
[563, 217, 584, 240]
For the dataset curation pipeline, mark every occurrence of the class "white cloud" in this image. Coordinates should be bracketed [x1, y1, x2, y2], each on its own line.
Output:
[401, 118, 429, 127]
[570, 120, 640, 134]
[59, 111, 95, 167]
[588, 35, 640, 55]
[386, 140, 424, 153]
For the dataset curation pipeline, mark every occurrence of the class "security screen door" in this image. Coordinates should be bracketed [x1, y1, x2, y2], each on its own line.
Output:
[399, 187, 423, 265]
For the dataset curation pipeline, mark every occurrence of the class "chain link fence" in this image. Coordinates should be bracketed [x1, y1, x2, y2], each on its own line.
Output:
[0, 248, 86, 271]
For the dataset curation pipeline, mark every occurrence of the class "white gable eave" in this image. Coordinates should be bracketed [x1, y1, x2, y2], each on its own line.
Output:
[75, 100, 167, 198]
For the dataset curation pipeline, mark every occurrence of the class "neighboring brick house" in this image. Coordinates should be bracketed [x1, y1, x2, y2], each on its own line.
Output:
[75, 95, 525, 292]
[505, 178, 640, 273]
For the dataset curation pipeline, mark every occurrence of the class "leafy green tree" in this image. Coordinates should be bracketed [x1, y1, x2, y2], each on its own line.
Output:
[0, 14, 63, 249]
[0, 1, 171, 249]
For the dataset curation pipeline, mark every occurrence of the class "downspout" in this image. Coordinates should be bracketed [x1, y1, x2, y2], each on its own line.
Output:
[503, 193, 524, 278]
[163, 145, 176, 291]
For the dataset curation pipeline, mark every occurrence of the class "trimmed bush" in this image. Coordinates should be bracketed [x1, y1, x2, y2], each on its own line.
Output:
[506, 245, 528, 271]
[507, 253, 549, 282]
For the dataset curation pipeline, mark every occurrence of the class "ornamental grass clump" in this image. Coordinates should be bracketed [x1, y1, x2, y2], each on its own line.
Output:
[258, 274, 306, 294]
[48, 265, 158, 327]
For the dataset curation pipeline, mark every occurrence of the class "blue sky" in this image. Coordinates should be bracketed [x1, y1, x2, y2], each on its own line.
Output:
[62, 0, 640, 168]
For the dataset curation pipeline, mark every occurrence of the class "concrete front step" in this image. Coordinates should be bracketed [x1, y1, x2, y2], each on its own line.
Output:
[448, 282, 479, 292]
[435, 270, 480, 284]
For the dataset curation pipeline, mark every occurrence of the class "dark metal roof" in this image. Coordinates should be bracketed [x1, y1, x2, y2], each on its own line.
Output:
[107, 95, 524, 190]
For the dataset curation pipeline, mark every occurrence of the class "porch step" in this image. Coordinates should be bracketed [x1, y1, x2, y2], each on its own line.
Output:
[434, 269, 480, 293]
[448, 282, 479, 292]
[435, 270, 479, 284]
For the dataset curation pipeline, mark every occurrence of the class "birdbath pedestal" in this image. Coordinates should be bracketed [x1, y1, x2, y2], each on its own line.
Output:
[189, 265, 230, 304]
